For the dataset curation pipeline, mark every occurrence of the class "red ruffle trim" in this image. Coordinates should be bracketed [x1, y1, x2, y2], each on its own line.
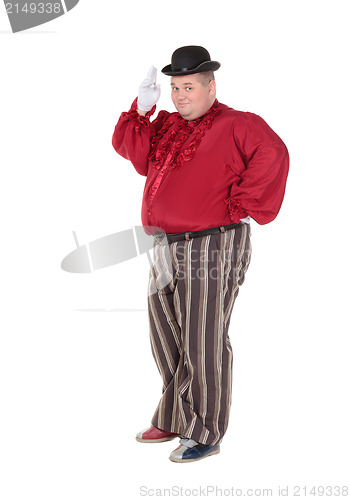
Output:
[224, 197, 248, 223]
[148, 100, 222, 169]
[120, 98, 156, 132]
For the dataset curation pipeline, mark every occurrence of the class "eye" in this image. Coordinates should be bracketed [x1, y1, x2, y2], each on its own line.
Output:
[186, 87, 192, 91]
[172, 87, 179, 91]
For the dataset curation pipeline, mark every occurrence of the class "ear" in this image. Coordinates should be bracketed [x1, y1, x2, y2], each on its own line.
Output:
[208, 80, 216, 95]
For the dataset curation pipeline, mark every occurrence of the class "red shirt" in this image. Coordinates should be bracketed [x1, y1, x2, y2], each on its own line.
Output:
[112, 98, 289, 235]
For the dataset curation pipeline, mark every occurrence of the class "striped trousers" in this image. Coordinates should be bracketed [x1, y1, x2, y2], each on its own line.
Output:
[147, 224, 252, 446]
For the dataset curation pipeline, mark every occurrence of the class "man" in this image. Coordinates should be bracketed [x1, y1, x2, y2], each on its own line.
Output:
[112, 46, 289, 463]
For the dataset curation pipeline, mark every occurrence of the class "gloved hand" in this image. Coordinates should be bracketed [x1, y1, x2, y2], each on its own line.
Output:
[137, 66, 161, 111]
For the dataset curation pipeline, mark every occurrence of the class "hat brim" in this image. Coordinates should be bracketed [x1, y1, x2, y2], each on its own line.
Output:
[161, 60, 221, 76]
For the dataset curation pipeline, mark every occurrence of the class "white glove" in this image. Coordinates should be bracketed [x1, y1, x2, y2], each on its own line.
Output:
[137, 66, 161, 111]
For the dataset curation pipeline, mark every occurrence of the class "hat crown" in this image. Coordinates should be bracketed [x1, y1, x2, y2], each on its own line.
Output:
[171, 45, 211, 71]
[161, 45, 220, 76]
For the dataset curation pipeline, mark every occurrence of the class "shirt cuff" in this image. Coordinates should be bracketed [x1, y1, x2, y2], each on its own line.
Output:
[130, 97, 156, 117]
[224, 196, 249, 223]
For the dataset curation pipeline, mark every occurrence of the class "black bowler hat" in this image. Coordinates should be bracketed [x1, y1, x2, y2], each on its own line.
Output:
[161, 45, 221, 76]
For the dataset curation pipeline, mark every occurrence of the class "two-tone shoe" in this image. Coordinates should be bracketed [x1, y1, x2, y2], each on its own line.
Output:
[169, 437, 220, 462]
[136, 425, 180, 443]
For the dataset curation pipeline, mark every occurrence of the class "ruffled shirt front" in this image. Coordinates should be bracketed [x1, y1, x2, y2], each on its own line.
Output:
[112, 98, 289, 234]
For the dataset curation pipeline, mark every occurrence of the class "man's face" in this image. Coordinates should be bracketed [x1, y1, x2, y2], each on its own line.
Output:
[170, 74, 216, 121]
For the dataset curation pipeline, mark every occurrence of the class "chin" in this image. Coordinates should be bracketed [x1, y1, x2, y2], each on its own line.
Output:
[178, 107, 194, 119]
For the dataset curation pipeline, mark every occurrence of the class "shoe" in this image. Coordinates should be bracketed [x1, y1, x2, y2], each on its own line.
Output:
[169, 437, 220, 463]
[136, 425, 180, 443]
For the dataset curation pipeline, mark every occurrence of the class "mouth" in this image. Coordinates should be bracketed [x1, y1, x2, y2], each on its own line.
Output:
[178, 102, 190, 107]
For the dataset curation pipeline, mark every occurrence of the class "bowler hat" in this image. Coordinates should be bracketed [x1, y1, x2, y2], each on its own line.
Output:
[161, 45, 220, 76]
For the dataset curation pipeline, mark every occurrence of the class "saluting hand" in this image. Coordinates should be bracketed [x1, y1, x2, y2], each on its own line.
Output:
[137, 66, 161, 114]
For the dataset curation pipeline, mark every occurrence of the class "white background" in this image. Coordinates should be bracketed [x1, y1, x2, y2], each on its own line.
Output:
[0, 0, 349, 498]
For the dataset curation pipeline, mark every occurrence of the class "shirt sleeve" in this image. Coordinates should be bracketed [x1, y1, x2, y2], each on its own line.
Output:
[225, 112, 289, 225]
[111, 98, 170, 176]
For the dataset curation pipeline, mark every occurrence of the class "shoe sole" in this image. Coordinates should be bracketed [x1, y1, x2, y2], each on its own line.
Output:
[135, 435, 179, 443]
[169, 448, 220, 463]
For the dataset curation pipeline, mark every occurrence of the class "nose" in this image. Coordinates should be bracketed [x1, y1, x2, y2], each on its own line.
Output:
[178, 89, 187, 100]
